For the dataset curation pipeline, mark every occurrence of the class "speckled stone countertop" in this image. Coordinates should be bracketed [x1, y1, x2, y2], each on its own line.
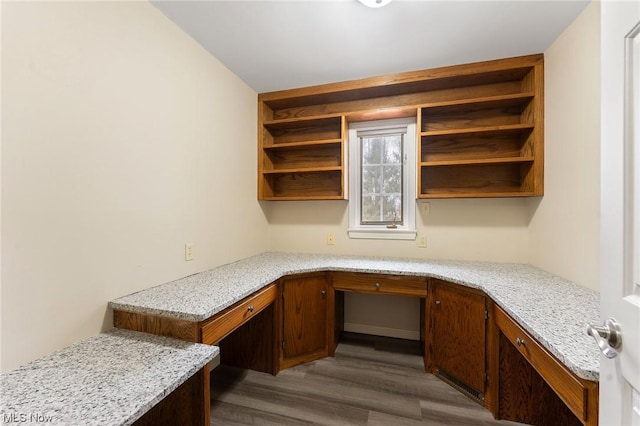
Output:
[109, 252, 600, 381]
[0, 329, 218, 426]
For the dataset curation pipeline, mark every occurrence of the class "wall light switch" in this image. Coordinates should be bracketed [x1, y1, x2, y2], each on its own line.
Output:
[420, 203, 430, 215]
[184, 243, 194, 261]
[327, 233, 335, 245]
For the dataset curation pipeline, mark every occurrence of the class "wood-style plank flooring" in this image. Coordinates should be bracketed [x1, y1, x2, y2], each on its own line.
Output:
[210, 334, 526, 425]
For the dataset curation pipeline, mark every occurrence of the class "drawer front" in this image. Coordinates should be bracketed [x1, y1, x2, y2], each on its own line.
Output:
[332, 272, 427, 297]
[201, 283, 278, 345]
[494, 306, 587, 423]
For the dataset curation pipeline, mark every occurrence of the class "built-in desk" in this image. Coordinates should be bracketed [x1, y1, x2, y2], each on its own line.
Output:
[110, 252, 601, 425]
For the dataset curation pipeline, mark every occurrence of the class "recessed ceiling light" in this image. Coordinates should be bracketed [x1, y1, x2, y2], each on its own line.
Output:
[357, 0, 393, 8]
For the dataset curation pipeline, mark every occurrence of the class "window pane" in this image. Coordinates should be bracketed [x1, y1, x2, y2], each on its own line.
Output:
[383, 195, 402, 222]
[362, 165, 381, 194]
[382, 165, 401, 193]
[360, 133, 403, 224]
[362, 195, 381, 222]
[362, 137, 382, 165]
[383, 136, 402, 163]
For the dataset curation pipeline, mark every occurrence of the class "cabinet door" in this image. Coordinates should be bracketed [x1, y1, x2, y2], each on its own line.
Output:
[429, 280, 486, 398]
[281, 273, 330, 369]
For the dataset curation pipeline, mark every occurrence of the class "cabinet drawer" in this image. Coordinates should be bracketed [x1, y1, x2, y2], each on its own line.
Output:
[494, 306, 588, 423]
[201, 283, 278, 345]
[332, 272, 427, 297]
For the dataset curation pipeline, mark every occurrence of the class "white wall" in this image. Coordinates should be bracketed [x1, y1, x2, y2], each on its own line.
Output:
[529, 1, 601, 291]
[1, 1, 267, 372]
[266, 199, 530, 262]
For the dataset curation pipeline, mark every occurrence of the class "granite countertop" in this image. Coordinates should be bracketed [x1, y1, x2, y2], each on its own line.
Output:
[0, 329, 219, 426]
[109, 251, 601, 381]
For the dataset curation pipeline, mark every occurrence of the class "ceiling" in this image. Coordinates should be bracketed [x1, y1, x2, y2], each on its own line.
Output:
[151, 0, 590, 94]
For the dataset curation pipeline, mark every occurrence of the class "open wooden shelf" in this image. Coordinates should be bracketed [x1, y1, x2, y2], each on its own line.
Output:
[260, 62, 536, 118]
[421, 124, 535, 139]
[261, 170, 344, 200]
[263, 114, 342, 128]
[263, 145, 342, 171]
[421, 156, 534, 167]
[259, 113, 346, 200]
[420, 162, 537, 198]
[419, 93, 534, 114]
[258, 54, 543, 200]
[262, 139, 341, 150]
[262, 166, 342, 174]
[417, 60, 543, 198]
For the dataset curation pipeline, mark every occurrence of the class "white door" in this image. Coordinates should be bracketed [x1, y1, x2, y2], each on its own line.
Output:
[599, 1, 640, 425]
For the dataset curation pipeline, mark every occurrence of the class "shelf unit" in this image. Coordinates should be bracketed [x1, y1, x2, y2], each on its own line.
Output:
[417, 85, 542, 198]
[259, 115, 346, 200]
[258, 54, 543, 200]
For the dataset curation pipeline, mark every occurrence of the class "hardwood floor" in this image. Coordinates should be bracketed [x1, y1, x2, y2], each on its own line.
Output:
[210, 334, 525, 426]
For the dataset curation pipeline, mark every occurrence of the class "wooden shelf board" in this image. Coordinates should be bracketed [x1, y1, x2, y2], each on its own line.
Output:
[261, 195, 346, 201]
[418, 191, 537, 199]
[421, 124, 534, 139]
[263, 139, 342, 150]
[419, 92, 534, 113]
[263, 115, 342, 128]
[261, 166, 342, 175]
[420, 157, 535, 167]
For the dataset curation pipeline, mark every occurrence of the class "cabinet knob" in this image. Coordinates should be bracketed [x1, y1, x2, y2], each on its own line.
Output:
[321, 290, 326, 298]
[247, 306, 254, 313]
[435, 300, 441, 306]
[375, 282, 380, 289]
[516, 337, 525, 347]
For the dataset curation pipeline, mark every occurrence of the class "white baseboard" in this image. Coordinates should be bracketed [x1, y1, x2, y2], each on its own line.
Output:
[343, 323, 420, 341]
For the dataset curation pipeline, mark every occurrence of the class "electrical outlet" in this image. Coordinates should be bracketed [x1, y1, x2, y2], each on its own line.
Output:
[420, 202, 430, 215]
[184, 243, 194, 261]
[418, 235, 427, 248]
[327, 233, 335, 245]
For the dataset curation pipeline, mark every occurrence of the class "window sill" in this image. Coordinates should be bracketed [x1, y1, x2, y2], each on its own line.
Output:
[347, 228, 417, 240]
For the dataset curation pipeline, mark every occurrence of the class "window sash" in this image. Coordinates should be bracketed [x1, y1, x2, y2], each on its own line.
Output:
[359, 133, 404, 225]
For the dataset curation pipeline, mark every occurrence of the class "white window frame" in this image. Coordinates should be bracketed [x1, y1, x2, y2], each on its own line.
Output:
[348, 117, 417, 240]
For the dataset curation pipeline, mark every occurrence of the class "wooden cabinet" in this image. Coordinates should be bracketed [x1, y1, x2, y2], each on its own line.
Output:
[258, 54, 543, 200]
[492, 305, 598, 426]
[201, 283, 279, 375]
[426, 279, 487, 401]
[279, 272, 333, 369]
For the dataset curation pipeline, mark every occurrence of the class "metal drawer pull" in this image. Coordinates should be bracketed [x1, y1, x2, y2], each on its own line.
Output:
[247, 306, 254, 313]
[586, 317, 621, 359]
[516, 337, 525, 347]
[375, 282, 380, 289]
[435, 300, 441, 306]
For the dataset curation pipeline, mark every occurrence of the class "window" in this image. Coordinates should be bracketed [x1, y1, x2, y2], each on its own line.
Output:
[348, 118, 416, 239]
